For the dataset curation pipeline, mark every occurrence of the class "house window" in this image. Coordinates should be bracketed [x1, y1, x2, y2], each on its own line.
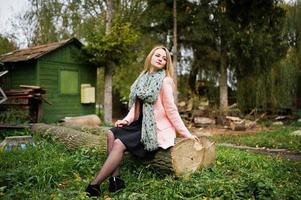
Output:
[60, 70, 78, 94]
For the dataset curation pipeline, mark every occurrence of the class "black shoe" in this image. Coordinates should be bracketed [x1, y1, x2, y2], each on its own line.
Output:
[85, 184, 101, 197]
[108, 176, 125, 192]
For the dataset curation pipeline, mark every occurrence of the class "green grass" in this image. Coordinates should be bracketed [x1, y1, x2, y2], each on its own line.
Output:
[0, 133, 300, 200]
[212, 125, 301, 152]
[117, 148, 301, 200]
[0, 136, 103, 200]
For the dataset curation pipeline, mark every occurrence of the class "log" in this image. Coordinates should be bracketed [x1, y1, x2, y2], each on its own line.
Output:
[31, 123, 105, 151]
[58, 124, 110, 136]
[226, 116, 242, 122]
[229, 120, 246, 131]
[227, 115, 257, 131]
[150, 137, 215, 176]
[194, 117, 216, 127]
[31, 123, 215, 176]
[59, 114, 101, 127]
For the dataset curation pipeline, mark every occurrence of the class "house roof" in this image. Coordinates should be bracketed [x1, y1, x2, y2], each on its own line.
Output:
[0, 38, 83, 63]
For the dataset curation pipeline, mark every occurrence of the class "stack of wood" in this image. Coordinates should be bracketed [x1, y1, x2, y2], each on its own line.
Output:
[178, 99, 215, 128]
[178, 99, 259, 131]
[0, 85, 48, 123]
[226, 116, 257, 131]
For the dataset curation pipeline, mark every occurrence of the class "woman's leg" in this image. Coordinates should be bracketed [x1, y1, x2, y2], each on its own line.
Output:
[107, 130, 115, 154]
[90, 138, 126, 185]
[107, 131, 121, 177]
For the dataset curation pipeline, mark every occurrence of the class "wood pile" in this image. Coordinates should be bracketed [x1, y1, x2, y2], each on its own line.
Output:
[178, 100, 258, 131]
[0, 85, 47, 123]
[226, 116, 257, 131]
[178, 99, 216, 128]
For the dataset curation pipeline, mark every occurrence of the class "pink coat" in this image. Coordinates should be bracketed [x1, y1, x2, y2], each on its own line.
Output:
[123, 77, 192, 149]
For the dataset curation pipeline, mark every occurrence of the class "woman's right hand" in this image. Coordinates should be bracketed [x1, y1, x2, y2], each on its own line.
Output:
[115, 119, 129, 127]
[188, 135, 200, 142]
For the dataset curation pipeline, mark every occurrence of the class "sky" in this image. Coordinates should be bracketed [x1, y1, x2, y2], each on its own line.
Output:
[0, 0, 28, 33]
[0, 0, 29, 47]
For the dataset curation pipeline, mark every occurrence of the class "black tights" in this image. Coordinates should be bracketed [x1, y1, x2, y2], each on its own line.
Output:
[91, 131, 126, 185]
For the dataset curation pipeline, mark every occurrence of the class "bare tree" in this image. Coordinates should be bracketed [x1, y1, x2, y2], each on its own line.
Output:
[172, 0, 178, 103]
[104, 0, 114, 123]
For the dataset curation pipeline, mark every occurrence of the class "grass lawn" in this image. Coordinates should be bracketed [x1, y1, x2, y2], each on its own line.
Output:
[1, 128, 300, 200]
[212, 124, 301, 152]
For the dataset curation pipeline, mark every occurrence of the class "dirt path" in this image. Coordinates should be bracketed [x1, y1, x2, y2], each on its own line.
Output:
[218, 143, 301, 161]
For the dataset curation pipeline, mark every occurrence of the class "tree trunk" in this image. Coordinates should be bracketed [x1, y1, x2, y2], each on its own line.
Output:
[31, 123, 105, 151]
[172, 0, 178, 103]
[31, 123, 215, 176]
[105, 0, 113, 35]
[150, 137, 216, 176]
[104, 65, 113, 123]
[60, 114, 101, 127]
[59, 124, 111, 136]
[104, 0, 114, 124]
[219, 42, 228, 112]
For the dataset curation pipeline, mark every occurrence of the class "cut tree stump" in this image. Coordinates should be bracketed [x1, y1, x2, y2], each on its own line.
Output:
[31, 123, 215, 176]
[150, 137, 216, 176]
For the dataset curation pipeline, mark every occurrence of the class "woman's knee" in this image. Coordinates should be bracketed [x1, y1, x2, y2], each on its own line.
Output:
[113, 139, 126, 151]
[107, 130, 114, 141]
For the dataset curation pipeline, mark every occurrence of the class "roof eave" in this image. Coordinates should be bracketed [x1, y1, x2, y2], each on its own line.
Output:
[0, 38, 83, 63]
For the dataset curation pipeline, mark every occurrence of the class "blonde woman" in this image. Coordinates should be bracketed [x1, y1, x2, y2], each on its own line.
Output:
[86, 46, 199, 197]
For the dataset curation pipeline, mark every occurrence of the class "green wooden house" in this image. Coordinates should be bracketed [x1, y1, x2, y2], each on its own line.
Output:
[0, 38, 97, 123]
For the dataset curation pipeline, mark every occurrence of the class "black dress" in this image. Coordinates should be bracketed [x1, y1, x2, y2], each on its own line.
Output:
[110, 100, 158, 159]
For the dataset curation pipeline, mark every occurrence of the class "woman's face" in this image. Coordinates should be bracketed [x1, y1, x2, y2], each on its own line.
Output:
[150, 48, 167, 71]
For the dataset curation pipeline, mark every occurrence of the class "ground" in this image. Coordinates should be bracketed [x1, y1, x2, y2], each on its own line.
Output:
[0, 122, 300, 199]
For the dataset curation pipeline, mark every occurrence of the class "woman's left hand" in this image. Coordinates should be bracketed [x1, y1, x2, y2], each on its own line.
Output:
[188, 135, 200, 142]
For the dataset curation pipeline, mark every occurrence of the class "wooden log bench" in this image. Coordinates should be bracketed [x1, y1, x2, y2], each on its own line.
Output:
[31, 123, 215, 176]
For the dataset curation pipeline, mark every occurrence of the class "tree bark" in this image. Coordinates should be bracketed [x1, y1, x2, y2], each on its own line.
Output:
[59, 124, 111, 136]
[104, 0, 114, 124]
[105, 0, 113, 35]
[31, 123, 215, 176]
[104, 65, 113, 123]
[150, 137, 216, 176]
[31, 123, 105, 151]
[172, 0, 178, 103]
[219, 41, 228, 112]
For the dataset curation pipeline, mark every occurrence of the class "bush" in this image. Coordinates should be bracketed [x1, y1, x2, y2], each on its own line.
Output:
[0, 108, 30, 124]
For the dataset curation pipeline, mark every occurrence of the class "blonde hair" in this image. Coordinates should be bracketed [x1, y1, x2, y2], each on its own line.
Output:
[142, 46, 175, 81]
[135, 45, 177, 100]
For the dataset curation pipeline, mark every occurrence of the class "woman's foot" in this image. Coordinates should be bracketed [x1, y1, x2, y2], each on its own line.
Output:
[108, 176, 125, 192]
[85, 184, 101, 197]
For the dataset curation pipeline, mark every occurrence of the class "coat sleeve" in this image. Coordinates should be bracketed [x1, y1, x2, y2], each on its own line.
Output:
[122, 103, 136, 125]
[161, 77, 192, 138]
